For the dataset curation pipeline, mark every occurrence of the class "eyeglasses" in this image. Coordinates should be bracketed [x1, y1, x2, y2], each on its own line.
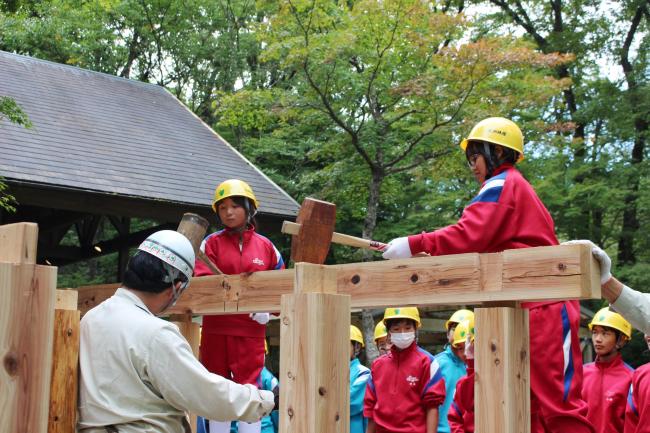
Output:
[466, 153, 482, 168]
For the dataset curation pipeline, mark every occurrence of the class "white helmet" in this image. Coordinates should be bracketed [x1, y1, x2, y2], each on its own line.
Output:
[138, 230, 195, 286]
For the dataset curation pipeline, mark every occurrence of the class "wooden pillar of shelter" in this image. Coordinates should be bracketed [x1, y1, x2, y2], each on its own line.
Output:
[279, 263, 350, 433]
[475, 307, 530, 433]
[0, 223, 57, 433]
[48, 289, 80, 433]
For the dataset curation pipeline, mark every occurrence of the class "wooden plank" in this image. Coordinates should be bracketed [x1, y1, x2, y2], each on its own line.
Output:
[76, 244, 600, 315]
[279, 264, 350, 433]
[171, 315, 201, 433]
[48, 308, 80, 433]
[0, 263, 57, 433]
[0, 222, 38, 264]
[55, 289, 78, 310]
[475, 307, 530, 433]
[76, 283, 118, 316]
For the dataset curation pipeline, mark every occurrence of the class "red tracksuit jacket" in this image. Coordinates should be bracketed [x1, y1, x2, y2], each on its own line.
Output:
[582, 354, 634, 433]
[407, 164, 557, 253]
[195, 225, 284, 337]
[407, 164, 593, 433]
[363, 343, 445, 433]
[448, 359, 474, 433]
[625, 363, 650, 433]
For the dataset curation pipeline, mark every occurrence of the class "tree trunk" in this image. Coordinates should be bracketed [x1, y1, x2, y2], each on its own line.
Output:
[360, 168, 384, 363]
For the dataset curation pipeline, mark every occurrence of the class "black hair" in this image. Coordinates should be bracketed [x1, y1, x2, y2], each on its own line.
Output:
[123, 251, 175, 293]
[385, 318, 417, 332]
[466, 141, 520, 179]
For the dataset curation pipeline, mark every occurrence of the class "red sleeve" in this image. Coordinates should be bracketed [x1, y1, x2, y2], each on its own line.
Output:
[448, 401, 465, 433]
[627, 367, 650, 433]
[363, 369, 377, 419]
[423, 377, 446, 409]
[422, 358, 446, 409]
[194, 236, 216, 277]
[408, 200, 513, 256]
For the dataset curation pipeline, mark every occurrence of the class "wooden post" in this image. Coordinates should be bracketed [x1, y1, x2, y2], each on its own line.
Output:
[475, 307, 530, 433]
[48, 290, 80, 433]
[170, 313, 201, 433]
[279, 263, 350, 433]
[0, 223, 57, 433]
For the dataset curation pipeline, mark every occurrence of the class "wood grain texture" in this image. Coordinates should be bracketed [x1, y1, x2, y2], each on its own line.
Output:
[76, 244, 600, 315]
[0, 223, 38, 264]
[475, 307, 530, 433]
[279, 263, 350, 433]
[0, 263, 57, 433]
[171, 316, 201, 433]
[55, 289, 78, 310]
[290, 198, 336, 264]
[47, 309, 80, 433]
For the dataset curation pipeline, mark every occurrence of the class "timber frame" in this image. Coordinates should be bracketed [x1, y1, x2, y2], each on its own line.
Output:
[1, 222, 601, 433]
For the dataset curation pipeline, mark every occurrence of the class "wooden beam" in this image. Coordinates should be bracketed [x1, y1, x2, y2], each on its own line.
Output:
[1, 223, 57, 433]
[75, 244, 601, 316]
[475, 307, 530, 433]
[48, 289, 80, 433]
[279, 263, 350, 433]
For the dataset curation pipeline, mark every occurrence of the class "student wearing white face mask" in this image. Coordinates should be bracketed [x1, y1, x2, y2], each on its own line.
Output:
[363, 307, 444, 433]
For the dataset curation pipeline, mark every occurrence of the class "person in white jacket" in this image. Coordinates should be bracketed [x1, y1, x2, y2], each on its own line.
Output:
[78, 230, 275, 433]
[566, 240, 650, 335]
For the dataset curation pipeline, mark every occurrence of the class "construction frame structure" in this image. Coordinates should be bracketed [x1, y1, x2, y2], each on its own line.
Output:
[1, 221, 600, 433]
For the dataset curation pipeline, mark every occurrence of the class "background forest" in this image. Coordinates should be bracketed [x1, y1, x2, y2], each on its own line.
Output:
[1, 0, 649, 364]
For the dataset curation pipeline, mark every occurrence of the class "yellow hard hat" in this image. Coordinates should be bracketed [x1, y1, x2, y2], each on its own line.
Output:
[212, 179, 259, 212]
[445, 309, 474, 331]
[383, 307, 421, 328]
[350, 325, 364, 346]
[374, 321, 388, 341]
[452, 319, 475, 348]
[589, 307, 632, 340]
[460, 117, 524, 162]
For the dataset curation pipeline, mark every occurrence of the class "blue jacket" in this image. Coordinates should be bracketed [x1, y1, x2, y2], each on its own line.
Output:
[350, 358, 370, 433]
[434, 346, 467, 433]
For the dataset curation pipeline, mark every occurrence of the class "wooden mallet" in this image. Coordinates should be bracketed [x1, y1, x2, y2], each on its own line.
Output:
[176, 213, 223, 275]
[285, 198, 388, 265]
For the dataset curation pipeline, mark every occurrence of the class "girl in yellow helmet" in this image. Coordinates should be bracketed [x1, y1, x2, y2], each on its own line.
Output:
[381, 117, 595, 433]
[197, 179, 285, 433]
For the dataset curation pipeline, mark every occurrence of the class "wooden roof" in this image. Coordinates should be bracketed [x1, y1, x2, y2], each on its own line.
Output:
[0, 51, 299, 220]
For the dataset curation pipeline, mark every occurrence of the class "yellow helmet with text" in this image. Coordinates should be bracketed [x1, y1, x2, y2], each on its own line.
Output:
[445, 309, 474, 331]
[589, 307, 632, 340]
[212, 179, 259, 212]
[350, 325, 364, 346]
[383, 307, 421, 328]
[460, 117, 524, 162]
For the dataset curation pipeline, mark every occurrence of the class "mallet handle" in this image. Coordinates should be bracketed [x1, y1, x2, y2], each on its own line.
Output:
[282, 221, 386, 251]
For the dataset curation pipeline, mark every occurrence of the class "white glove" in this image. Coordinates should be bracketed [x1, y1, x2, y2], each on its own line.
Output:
[259, 389, 275, 417]
[381, 237, 412, 260]
[562, 240, 612, 284]
[250, 312, 270, 325]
